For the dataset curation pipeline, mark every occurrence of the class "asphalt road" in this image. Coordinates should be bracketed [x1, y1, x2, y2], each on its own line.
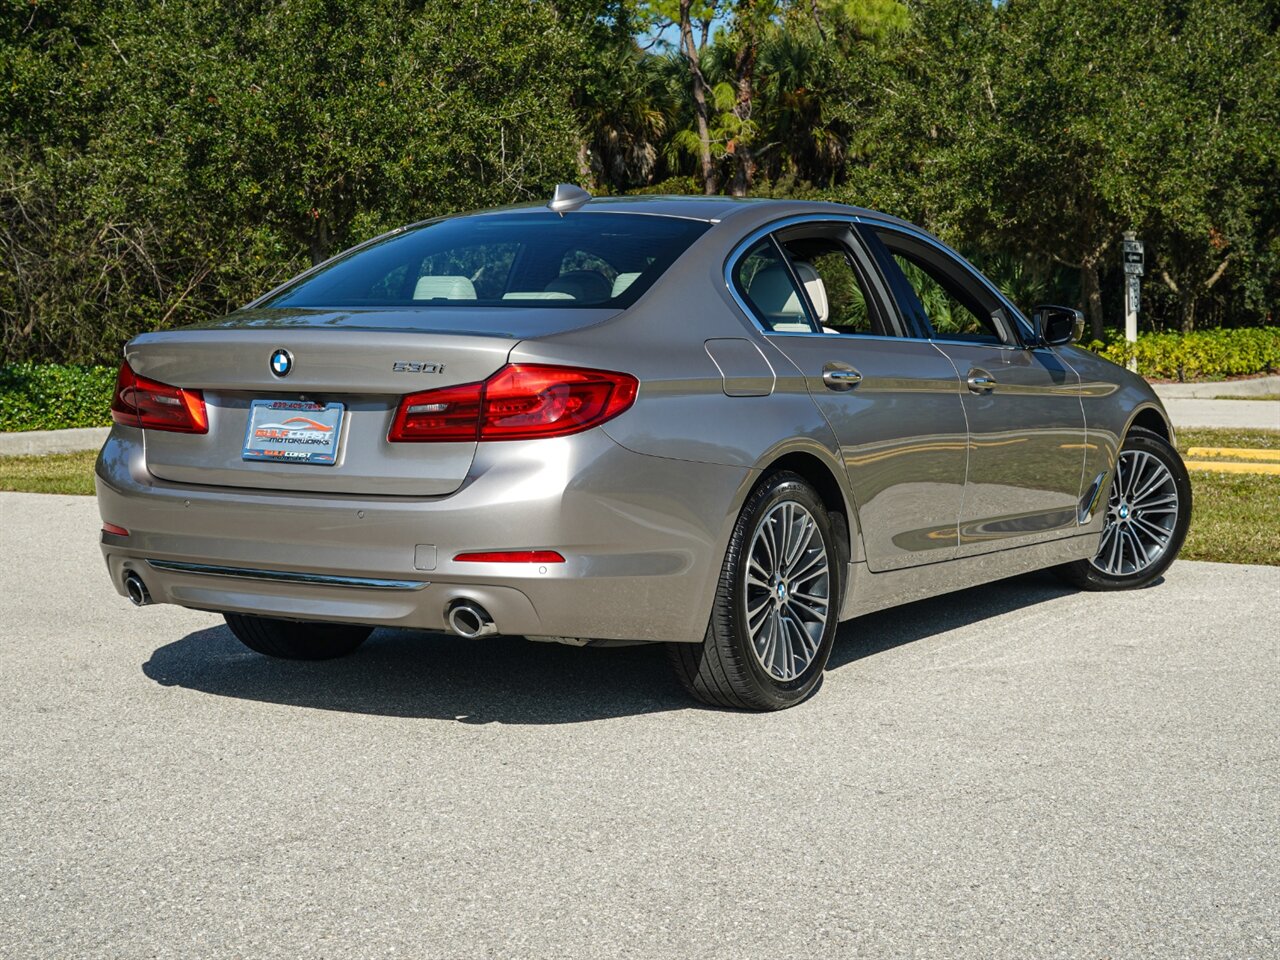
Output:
[2, 491, 1277, 959]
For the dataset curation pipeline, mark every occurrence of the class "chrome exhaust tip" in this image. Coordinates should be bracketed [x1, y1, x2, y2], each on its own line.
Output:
[446, 600, 497, 638]
[124, 571, 152, 607]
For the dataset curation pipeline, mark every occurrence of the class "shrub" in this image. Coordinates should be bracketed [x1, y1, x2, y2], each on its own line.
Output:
[1087, 328, 1280, 381]
[0, 364, 117, 432]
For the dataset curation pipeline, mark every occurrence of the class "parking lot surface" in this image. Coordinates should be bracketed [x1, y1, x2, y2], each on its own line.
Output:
[1, 491, 1277, 959]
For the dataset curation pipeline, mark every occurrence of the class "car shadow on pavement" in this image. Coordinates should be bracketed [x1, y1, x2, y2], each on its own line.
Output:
[142, 570, 1090, 723]
[144, 626, 688, 724]
[826, 569, 1082, 671]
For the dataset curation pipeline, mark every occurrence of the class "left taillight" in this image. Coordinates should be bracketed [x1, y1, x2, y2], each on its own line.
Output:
[389, 363, 638, 443]
[110, 360, 209, 434]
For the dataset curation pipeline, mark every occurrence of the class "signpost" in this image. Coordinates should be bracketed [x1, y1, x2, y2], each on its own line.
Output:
[1122, 232, 1144, 372]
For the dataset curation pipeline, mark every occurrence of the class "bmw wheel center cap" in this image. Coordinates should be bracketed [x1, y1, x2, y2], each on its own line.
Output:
[270, 349, 293, 377]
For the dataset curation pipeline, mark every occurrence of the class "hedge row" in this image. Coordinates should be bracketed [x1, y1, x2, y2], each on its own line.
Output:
[0, 363, 118, 432]
[2, 328, 1278, 432]
[1087, 327, 1280, 381]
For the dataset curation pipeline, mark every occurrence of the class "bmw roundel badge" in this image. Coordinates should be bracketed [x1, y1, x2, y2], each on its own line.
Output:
[269, 349, 293, 378]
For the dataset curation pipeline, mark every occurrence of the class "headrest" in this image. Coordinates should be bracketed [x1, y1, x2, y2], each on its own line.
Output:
[611, 272, 642, 297]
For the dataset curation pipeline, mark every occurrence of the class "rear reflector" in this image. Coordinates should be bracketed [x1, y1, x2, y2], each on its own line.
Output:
[101, 522, 130, 537]
[111, 361, 209, 434]
[453, 550, 566, 564]
[389, 363, 637, 442]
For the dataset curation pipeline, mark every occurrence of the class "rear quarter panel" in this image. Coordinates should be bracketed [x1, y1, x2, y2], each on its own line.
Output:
[506, 214, 861, 569]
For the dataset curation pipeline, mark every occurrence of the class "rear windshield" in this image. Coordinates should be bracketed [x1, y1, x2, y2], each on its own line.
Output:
[264, 212, 711, 309]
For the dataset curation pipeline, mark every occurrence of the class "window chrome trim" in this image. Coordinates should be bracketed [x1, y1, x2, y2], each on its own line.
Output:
[146, 559, 429, 591]
[753, 331, 914, 343]
[723, 211, 1038, 347]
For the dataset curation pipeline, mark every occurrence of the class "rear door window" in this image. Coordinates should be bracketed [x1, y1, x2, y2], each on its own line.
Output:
[774, 228, 900, 337]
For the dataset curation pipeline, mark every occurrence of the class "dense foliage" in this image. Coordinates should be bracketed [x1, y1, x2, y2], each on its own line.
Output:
[1, 0, 1276, 365]
[0, 363, 117, 430]
[1092, 327, 1280, 382]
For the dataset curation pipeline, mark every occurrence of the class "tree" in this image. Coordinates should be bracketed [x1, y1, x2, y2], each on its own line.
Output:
[1115, 0, 1280, 331]
[0, 0, 599, 363]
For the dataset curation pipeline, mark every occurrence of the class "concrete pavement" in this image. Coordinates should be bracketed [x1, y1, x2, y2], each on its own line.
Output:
[1162, 397, 1280, 431]
[1, 491, 1277, 958]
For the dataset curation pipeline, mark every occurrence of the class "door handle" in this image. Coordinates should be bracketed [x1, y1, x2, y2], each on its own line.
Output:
[966, 371, 997, 393]
[822, 364, 863, 391]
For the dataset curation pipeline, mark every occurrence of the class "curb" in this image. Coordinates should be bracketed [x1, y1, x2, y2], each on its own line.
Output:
[1152, 375, 1280, 399]
[0, 427, 109, 457]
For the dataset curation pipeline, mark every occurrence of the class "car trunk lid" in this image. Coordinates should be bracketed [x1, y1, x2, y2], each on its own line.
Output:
[127, 307, 619, 496]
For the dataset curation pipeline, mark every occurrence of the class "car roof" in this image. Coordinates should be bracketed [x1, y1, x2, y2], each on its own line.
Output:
[466, 194, 917, 229]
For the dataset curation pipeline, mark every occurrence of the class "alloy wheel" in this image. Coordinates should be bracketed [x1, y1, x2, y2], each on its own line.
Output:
[1089, 449, 1180, 578]
[744, 500, 831, 681]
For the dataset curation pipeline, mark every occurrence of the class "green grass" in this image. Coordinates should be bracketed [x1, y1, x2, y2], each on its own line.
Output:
[2, 428, 1276, 565]
[0, 450, 98, 495]
[1177, 427, 1280, 451]
[1175, 428, 1279, 566]
[1211, 393, 1280, 401]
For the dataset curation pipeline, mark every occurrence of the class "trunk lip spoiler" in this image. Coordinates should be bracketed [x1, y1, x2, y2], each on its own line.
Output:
[145, 559, 429, 591]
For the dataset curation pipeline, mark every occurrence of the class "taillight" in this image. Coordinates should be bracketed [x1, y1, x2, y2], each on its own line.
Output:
[389, 364, 638, 443]
[110, 360, 209, 434]
[387, 381, 484, 442]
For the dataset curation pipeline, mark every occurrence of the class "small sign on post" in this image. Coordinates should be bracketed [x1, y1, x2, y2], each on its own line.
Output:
[1122, 241, 1144, 276]
[1122, 233, 1143, 372]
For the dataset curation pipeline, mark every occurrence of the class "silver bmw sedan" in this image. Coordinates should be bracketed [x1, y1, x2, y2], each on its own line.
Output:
[96, 188, 1191, 710]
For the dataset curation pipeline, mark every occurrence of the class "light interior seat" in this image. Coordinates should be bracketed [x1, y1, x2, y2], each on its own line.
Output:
[790, 262, 831, 326]
[413, 275, 476, 301]
[611, 272, 641, 297]
[544, 270, 612, 301]
[746, 264, 814, 332]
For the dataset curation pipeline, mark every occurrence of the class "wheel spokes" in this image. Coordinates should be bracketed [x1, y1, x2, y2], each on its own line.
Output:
[1090, 449, 1179, 578]
[745, 499, 831, 682]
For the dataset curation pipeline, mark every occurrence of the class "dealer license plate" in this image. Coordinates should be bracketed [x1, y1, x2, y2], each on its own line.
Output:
[242, 400, 344, 466]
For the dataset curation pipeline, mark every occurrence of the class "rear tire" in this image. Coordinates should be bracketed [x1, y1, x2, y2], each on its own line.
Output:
[669, 471, 840, 711]
[224, 613, 371, 660]
[1056, 426, 1191, 591]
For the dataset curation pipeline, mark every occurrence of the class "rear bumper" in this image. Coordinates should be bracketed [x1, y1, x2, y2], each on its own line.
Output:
[96, 425, 752, 642]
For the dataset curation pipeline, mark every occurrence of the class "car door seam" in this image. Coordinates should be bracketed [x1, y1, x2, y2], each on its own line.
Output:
[930, 340, 971, 551]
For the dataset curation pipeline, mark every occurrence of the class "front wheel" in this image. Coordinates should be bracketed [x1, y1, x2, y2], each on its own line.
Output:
[669, 471, 841, 710]
[224, 613, 372, 660]
[1056, 426, 1192, 591]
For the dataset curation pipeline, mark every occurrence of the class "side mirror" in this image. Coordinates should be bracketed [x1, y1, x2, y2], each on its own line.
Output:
[1031, 304, 1084, 346]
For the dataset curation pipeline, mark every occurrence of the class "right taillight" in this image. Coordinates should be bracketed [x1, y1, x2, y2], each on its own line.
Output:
[110, 360, 209, 434]
[389, 363, 638, 443]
